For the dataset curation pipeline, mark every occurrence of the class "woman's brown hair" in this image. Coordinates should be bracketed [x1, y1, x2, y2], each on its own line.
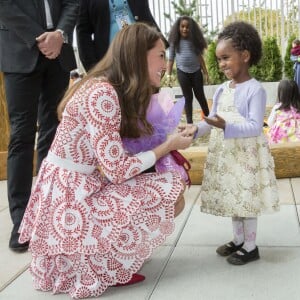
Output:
[58, 23, 163, 138]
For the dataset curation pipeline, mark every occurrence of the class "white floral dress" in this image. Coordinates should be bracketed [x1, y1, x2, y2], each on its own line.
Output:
[200, 83, 279, 217]
[19, 78, 183, 299]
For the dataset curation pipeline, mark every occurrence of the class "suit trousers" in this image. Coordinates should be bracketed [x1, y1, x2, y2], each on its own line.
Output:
[4, 53, 69, 227]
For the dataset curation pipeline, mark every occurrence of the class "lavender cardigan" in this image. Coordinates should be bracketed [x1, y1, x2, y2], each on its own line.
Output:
[195, 78, 266, 139]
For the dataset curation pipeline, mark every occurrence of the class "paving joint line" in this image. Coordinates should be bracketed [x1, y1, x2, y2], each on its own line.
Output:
[290, 178, 300, 227]
[146, 187, 201, 300]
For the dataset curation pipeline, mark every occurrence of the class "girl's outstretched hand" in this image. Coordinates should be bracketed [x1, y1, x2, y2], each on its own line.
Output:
[204, 114, 226, 129]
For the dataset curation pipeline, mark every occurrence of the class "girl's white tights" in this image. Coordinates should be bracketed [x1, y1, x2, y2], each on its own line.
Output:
[232, 217, 244, 245]
[232, 217, 257, 252]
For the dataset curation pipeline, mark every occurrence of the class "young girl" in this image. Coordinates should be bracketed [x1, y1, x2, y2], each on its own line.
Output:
[166, 16, 210, 124]
[267, 79, 300, 144]
[193, 21, 280, 265]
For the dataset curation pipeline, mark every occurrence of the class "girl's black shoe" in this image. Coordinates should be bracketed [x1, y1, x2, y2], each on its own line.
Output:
[227, 247, 260, 265]
[216, 241, 244, 256]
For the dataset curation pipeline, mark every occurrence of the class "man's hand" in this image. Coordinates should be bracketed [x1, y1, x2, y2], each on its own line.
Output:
[204, 114, 226, 129]
[36, 31, 64, 59]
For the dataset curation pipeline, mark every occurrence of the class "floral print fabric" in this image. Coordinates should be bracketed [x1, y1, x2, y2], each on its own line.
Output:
[268, 105, 300, 144]
[19, 78, 183, 299]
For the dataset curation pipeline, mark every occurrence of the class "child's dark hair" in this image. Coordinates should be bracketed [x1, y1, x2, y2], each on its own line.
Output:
[293, 39, 300, 46]
[277, 79, 300, 112]
[168, 16, 207, 54]
[217, 21, 262, 66]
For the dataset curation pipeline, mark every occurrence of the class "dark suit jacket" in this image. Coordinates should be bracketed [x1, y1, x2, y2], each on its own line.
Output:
[76, 0, 168, 71]
[0, 0, 79, 73]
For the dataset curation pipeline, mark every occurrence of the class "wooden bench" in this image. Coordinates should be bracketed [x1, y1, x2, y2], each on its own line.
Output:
[180, 142, 300, 184]
[1, 143, 300, 182]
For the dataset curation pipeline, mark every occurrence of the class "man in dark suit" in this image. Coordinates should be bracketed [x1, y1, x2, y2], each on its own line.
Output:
[76, 0, 168, 71]
[0, 0, 79, 252]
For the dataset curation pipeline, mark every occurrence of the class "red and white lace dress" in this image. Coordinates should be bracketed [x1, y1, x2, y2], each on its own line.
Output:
[19, 78, 183, 299]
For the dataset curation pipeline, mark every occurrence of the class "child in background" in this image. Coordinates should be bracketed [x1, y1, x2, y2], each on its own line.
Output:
[290, 39, 300, 89]
[123, 91, 191, 185]
[290, 39, 300, 57]
[193, 21, 279, 265]
[267, 79, 300, 144]
[166, 16, 210, 124]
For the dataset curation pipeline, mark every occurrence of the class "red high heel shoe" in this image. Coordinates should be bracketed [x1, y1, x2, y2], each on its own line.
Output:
[114, 273, 145, 287]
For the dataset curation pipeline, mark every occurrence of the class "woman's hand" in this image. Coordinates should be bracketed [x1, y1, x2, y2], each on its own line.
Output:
[177, 123, 198, 138]
[152, 129, 193, 161]
[204, 114, 226, 129]
[166, 131, 194, 150]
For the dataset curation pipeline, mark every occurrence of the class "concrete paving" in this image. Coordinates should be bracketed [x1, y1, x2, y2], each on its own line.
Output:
[0, 178, 300, 300]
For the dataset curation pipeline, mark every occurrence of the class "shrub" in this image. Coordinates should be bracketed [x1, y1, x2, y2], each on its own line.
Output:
[205, 41, 226, 84]
[163, 36, 285, 86]
[250, 37, 283, 81]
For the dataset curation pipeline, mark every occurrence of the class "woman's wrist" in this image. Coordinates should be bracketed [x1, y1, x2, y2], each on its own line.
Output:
[153, 138, 172, 161]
